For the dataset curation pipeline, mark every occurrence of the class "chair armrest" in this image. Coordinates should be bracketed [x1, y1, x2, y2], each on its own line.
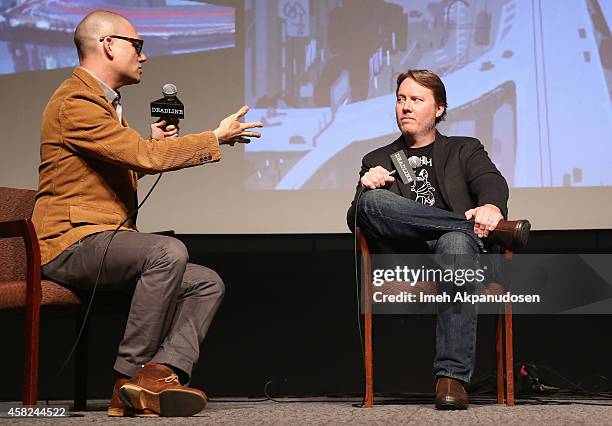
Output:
[355, 227, 373, 315]
[0, 218, 42, 310]
[355, 227, 370, 257]
[0, 218, 43, 405]
[0, 219, 32, 239]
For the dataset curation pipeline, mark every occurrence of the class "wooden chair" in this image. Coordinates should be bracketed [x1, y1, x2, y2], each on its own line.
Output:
[0, 187, 88, 409]
[356, 226, 516, 407]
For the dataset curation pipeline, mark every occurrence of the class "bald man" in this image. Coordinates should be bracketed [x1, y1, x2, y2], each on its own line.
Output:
[32, 10, 262, 417]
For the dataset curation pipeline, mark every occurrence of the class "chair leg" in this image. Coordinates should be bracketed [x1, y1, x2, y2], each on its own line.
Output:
[504, 302, 515, 406]
[357, 228, 374, 408]
[73, 312, 89, 411]
[23, 302, 41, 405]
[364, 312, 373, 408]
[363, 264, 374, 408]
[496, 310, 504, 405]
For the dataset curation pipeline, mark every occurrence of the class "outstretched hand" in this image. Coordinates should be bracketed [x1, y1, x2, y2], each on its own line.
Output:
[214, 105, 263, 146]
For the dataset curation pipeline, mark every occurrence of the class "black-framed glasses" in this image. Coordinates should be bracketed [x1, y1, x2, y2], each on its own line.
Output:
[99, 35, 144, 55]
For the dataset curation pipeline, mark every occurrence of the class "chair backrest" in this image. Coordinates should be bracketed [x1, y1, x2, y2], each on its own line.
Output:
[0, 187, 37, 281]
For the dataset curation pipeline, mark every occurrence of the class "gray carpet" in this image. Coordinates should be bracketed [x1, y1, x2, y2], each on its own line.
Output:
[2, 399, 611, 425]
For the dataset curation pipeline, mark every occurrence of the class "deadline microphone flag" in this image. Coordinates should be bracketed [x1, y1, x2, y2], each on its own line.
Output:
[389, 150, 421, 184]
[150, 83, 184, 121]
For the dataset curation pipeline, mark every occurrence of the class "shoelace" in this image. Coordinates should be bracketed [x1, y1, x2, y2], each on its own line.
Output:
[158, 374, 179, 384]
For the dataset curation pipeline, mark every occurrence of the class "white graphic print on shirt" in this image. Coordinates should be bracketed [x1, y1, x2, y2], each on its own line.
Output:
[411, 168, 436, 206]
[418, 155, 432, 167]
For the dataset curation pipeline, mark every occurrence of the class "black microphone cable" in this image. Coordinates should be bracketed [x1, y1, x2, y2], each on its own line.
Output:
[352, 184, 368, 408]
[352, 169, 398, 406]
[351, 174, 395, 407]
[58, 172, 163, 375]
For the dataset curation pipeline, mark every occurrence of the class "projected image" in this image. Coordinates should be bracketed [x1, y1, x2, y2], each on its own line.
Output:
[244, 0, 612, 189]
[0, 0, 235, 74]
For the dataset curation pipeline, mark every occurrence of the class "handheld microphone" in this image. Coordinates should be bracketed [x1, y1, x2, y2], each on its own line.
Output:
[389, 151, 422, 184]
[150, 83, 184, 122]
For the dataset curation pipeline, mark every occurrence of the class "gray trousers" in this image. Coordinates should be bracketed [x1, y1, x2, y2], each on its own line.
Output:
[42, 231, 225, 379]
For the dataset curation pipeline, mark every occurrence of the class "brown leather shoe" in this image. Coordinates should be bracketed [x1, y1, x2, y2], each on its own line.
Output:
[489, 219, 531, 252]
[108, 376, 158, 417]
[119, 363, 207, 417]
[435, 377, 469, 410]
[108, 377, 129, 417]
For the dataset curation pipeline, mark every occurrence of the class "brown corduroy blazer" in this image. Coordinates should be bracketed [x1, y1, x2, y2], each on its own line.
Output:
[32, 67, 221, 265]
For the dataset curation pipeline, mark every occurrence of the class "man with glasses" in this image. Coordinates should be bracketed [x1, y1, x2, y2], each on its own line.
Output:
[99, 35, 144, 55]
[32, 10, 262, 417]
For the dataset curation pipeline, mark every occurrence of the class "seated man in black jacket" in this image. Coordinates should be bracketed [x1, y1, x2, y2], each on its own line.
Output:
[347, 69, 529, 410]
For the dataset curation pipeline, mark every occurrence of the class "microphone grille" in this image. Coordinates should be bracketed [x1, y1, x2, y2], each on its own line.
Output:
[408, 156, 422, 168]
[162, 83, 177, 96]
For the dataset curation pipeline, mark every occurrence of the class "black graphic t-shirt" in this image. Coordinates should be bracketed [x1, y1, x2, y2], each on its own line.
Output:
[405, 142, 448, 210]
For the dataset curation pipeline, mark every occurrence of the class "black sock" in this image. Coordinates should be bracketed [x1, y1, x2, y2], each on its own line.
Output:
[163, 363, 189, 385]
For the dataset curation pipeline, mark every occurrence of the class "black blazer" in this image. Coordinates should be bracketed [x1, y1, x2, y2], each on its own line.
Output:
[347, 131, 509, 231]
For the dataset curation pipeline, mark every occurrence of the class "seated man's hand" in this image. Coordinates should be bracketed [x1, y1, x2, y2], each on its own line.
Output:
[150, 119, 179, 139]
[213, 105, 263, 146]
[464, 204, 503, 238]
[360, 166, 395, 189]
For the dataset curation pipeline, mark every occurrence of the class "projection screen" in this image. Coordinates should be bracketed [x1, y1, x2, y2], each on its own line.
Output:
[1, 0, 612, 233]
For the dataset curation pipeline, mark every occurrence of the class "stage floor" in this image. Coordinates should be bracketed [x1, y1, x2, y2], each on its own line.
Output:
[2, 398, 611, 424]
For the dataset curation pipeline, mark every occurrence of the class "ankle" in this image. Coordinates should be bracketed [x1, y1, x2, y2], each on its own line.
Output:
[162, 364, 189, 385]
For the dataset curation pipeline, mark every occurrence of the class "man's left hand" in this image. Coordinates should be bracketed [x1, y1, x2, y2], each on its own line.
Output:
[150, 119, 179, 139]
[464, 204, 503, 238]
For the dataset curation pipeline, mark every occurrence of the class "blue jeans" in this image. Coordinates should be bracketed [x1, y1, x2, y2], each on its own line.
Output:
[357, 189, 482, 383]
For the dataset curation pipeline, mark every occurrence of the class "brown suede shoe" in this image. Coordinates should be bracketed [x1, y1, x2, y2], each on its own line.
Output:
[435, 377, 469, 410]
[108, 376, 158, 417]
[119, 363, 207, 417]
[489, 219, 531, 252]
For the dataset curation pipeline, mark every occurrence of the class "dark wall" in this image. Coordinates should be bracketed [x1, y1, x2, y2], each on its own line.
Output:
[2, 230, 612, 401]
